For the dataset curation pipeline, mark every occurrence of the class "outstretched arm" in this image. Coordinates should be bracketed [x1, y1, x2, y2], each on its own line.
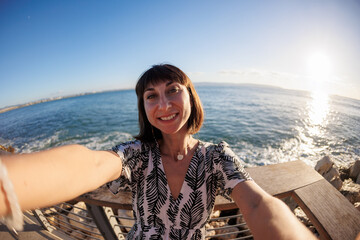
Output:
[0, 144, 121, 217]
[232, 180, 317, 240]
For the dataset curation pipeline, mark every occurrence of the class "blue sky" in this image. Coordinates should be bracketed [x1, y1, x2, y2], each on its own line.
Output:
[1, 0, 359, 108]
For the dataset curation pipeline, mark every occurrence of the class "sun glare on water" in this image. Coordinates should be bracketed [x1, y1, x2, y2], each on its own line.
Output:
[295, 51, 333, 158]
[304, 51, 332, 127]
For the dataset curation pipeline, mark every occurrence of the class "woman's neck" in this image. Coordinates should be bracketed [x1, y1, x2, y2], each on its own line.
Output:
[159, 132, 195, 161]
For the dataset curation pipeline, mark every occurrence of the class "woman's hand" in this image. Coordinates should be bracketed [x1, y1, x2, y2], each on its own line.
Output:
[0, 145, 122, 217]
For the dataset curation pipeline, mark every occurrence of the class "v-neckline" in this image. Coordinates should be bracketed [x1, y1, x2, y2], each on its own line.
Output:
[157, 140, 202, 201]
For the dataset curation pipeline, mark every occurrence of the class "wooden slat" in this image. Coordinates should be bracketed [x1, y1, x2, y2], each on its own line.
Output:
[213, 197, 237, 211]
[293, 179, 360, 240]
[214, 160, 324, 208]
[246, 160, 323, 197]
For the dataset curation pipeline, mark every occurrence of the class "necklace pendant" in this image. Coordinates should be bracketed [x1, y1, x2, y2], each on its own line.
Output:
[177, 154, 184, 161]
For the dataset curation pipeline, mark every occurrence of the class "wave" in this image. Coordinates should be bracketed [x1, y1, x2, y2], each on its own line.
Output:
[0, 131, 134, 153]
[231, 136, 357, 168]
[1, 131, 357, 167]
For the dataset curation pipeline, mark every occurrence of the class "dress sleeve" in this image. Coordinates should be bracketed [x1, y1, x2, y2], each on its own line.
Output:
[106, 140, 142, 195]
[213, 141, 252, 199]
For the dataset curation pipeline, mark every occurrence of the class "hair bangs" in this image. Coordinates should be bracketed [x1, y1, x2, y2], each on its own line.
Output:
[136, 65, 187, 98]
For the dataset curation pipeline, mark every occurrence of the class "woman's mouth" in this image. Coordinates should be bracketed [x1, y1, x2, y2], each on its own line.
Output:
[159, 113, 177, 121]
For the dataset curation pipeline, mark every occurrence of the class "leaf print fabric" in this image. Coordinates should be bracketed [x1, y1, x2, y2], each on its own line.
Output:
[107, 140, 252, 239]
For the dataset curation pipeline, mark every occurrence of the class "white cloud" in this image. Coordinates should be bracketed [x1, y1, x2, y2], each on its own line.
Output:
[219, 69, 264, 76]
[218, 68, 301, 85]
[188, 67, 358, 100]
[187, 71, 205, 76]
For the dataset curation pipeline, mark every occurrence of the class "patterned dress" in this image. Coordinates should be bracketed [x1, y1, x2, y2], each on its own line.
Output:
[107, 140, 252, 240]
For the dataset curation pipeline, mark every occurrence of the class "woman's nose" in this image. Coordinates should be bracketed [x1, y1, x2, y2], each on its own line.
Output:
[158, 95, 171, 110]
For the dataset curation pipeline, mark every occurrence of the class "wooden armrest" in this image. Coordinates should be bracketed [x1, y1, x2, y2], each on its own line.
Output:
[293, 179, 360, 240]
[247, 160, 324, 197]
[214, 160, 324, 209]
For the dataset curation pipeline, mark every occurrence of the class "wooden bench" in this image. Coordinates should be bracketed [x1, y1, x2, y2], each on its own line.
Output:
[36, 160, 360, 240]
[215, 160, 360, 240]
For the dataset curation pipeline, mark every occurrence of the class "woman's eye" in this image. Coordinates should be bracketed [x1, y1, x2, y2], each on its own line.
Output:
[169, 87, 179, 94]
[146, 94, 156, 100]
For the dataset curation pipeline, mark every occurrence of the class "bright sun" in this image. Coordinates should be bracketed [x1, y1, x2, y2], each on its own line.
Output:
[306, 52, 333, 82]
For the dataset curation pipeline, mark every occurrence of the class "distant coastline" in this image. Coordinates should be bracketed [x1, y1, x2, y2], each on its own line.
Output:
[0, 94, 85, 114]
[0, 90, 127, 114]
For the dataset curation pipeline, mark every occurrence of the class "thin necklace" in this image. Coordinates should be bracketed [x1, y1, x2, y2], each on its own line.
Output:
[157, 136, 192, 161]
[176, 137, 191, 161]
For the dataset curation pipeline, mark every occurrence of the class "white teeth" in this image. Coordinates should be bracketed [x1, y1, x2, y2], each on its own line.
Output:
[160, 114, 176, 121]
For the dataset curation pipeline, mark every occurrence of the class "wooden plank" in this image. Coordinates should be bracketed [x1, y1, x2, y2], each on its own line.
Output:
[293, 179, 360, 240]
[77, 188, 132, 210]
[214, 160, 324, 210]
[213, 196, 237, 211]
[246, 160, 323, 197]
[214, 160, 323, 209]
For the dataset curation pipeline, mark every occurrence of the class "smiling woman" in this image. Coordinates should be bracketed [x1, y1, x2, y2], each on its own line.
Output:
[0, 64, 317, 240]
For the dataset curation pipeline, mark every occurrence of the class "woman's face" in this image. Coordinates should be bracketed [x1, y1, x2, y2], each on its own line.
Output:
[143, 80, 192, 136]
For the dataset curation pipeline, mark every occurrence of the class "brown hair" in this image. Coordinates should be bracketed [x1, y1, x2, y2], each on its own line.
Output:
[134, 64, 204, 143]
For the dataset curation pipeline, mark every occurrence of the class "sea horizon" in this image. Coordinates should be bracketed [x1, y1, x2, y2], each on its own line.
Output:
[1, 82, 359, 114]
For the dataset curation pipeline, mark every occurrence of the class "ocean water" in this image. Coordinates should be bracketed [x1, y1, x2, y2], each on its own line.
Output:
[0, 84, 359, 167]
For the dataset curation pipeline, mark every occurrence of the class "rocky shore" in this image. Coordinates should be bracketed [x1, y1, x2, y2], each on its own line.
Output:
[316, 156, 360, 199]
[315, 156, 360, 209]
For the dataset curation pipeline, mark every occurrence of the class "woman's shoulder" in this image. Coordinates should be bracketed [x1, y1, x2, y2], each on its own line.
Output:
[199, 140, 240, 162]
[199, 139, 230, 152]
[112, 140, 153, 154]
